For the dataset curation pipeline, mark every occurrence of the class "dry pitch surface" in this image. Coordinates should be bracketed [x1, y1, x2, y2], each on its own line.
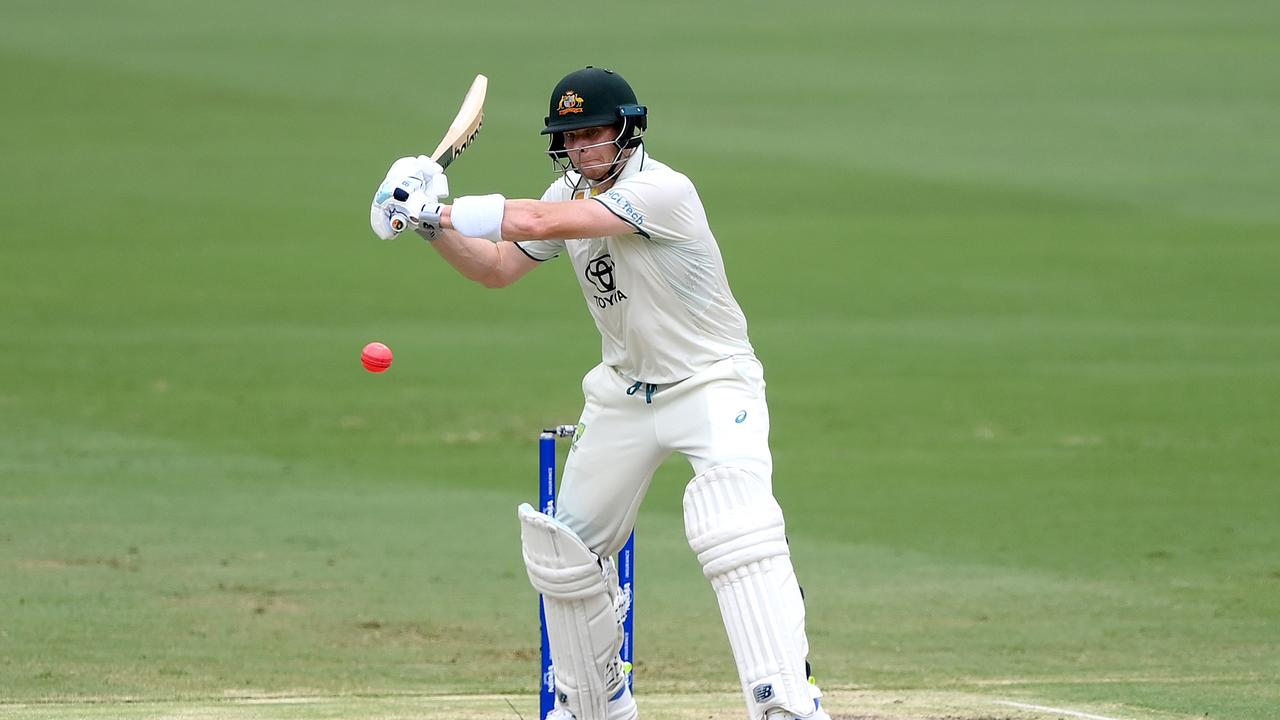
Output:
[0, 689, 1188, 720]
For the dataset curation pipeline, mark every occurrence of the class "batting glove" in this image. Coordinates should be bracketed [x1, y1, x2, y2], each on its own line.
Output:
[388, 186, 445, 238]
[370, 161, 450, 241]
[382, 155, 445, 190]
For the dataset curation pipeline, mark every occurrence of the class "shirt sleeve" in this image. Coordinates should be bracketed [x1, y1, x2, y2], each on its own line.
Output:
[592, 170, 698, 243]
[515, 238, 565, 261]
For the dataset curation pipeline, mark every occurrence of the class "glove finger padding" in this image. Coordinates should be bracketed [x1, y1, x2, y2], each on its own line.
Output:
[384, 155, 442, 184]
[412, 155, 444, 180]
[370, 201, 398, 241]
[378, 154, 440, 179]
[426, 172, 449, 200]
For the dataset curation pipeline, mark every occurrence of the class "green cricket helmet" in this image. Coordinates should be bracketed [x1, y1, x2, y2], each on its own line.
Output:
[543, 66, 647, 160]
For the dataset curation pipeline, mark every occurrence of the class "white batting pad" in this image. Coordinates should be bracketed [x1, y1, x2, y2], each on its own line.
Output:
[519, 503, 630, 720]
[684, 467, 817, 720]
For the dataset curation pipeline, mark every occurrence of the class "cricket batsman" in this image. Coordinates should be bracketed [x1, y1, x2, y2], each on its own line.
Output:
[370, 66, 831, 720]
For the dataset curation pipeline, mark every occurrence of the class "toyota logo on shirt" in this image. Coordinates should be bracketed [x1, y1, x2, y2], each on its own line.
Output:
[585, 253, 616, 294]
[584, 253, 629, 309]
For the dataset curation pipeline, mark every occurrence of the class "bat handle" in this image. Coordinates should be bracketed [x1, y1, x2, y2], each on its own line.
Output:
[389, 210, 410, 233]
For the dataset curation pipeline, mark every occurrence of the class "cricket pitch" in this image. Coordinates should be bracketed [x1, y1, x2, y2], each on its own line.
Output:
[0, 689, 1185, 720]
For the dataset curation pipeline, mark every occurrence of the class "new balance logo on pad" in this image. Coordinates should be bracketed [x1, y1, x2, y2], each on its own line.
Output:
[753, 683, 775, 703]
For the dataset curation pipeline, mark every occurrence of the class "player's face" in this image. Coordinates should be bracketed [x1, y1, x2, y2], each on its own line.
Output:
[563, 124, 623, 180]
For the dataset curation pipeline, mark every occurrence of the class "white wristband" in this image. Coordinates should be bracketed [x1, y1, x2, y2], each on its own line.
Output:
[451, 194, 505, 242]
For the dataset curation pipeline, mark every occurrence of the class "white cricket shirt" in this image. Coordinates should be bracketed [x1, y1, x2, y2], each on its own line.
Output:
[516, 149, 753, 384]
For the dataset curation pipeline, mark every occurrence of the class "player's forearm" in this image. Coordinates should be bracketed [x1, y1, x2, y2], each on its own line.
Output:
[427, 229, 509, 288]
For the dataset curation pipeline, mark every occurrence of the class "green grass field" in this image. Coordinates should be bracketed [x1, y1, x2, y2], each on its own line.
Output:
[2, 1, 1278, 718]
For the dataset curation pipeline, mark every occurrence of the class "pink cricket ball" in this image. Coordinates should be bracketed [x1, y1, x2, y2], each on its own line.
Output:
[361, 342, 393, 373]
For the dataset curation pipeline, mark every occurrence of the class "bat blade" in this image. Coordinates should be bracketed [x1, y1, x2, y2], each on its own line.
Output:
[430, 74, 488, 170]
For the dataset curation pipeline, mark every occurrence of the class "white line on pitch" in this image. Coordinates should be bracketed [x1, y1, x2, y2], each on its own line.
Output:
[996, 700, 1125, 720]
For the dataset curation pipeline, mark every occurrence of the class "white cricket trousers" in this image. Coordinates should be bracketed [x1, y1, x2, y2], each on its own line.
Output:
[556, 354, 773, 558]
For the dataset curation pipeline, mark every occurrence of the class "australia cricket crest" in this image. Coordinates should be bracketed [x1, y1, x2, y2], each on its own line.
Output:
[557, 90, 585, 115]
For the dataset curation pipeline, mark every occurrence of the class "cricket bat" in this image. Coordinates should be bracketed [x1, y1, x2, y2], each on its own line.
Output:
[430, 73, 488, 170]
[389, 73, 488, 232]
